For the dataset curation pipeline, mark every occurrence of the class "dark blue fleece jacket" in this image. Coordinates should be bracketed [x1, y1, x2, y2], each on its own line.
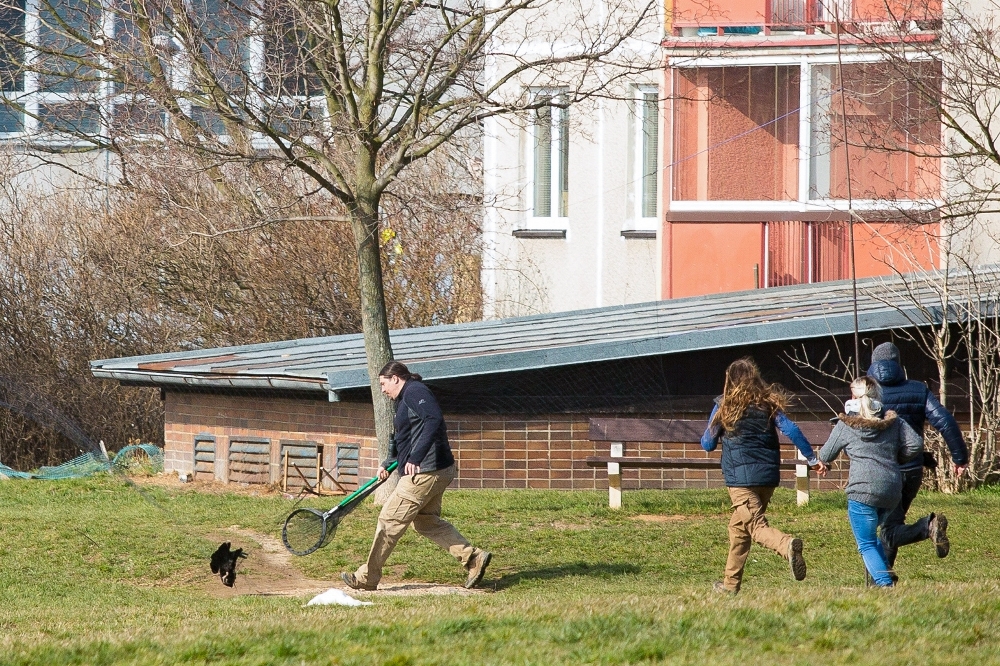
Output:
[384, 379, 455, 474]
[867, 360, 968, 470]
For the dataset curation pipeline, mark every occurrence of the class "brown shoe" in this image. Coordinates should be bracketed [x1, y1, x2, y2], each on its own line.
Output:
[464, 550, 492, 589]
[341, 572, 377, 591]
[712, 580, 736, 595]
[788, 538, 807, 581]
[929, 513, 950, 558]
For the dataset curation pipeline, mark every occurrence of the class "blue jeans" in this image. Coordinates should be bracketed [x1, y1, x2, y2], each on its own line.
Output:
[846, 500, 894, 587]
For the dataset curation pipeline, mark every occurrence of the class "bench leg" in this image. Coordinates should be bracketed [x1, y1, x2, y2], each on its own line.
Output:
[608, 442, 623, 509]
[796, 451, 809, 506]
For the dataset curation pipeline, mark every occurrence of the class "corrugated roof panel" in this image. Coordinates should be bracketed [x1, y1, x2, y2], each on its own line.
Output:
[90, 267, 998, 393]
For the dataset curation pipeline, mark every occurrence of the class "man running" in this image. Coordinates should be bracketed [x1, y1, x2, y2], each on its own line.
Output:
[341, 361, 492, 591]
[867, 342, 968, 568]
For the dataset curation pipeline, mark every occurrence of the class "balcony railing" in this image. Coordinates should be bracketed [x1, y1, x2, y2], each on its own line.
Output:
[670, 0, 941, 35]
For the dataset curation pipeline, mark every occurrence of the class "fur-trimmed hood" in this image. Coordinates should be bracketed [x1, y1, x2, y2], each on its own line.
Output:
[838, 410, 898, 431]
[819, 410, 924, 509]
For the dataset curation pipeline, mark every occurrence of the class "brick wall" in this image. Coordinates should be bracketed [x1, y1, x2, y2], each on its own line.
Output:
[164, 391, 379, 491]
[163, 391, 849, 491]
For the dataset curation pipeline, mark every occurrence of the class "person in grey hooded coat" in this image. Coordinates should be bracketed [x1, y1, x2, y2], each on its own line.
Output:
[819, 377, 923, 587]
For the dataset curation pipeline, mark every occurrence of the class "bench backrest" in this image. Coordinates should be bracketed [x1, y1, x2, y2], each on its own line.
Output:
[589, 418, 834, 446]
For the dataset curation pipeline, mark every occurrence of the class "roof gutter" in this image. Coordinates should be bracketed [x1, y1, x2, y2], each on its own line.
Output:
[90, 369, 327, 393]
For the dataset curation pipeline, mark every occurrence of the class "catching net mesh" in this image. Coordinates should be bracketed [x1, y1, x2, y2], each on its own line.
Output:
[282, 508, 334, 555]
[0, 443, 163, 480]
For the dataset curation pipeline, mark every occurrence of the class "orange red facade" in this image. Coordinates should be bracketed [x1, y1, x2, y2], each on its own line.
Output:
[668, 0, 941, 33]
[661, 0, 942, 299]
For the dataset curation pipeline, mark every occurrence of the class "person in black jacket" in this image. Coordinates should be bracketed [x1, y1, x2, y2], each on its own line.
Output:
[701, 357, 828, 594]
[867, 342, 969, 567]
[341, 361, 491, 591]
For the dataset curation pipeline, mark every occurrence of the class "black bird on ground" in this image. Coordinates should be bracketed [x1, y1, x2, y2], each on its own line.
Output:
[210, 542, 247, 587]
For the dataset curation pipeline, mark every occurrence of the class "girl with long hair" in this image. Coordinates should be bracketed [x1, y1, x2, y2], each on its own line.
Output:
[701, 357, 828, 594]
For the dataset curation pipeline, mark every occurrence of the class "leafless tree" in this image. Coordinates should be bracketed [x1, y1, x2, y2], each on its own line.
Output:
[0, 141, 485, 469]
[814, 1, 1000, 488]
[0, 0, 660, 458]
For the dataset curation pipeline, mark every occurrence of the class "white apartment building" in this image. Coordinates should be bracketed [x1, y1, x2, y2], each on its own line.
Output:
[481, 1, 665, 317]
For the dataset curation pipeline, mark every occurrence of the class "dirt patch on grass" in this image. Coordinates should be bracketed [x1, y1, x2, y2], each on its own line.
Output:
[352, 582, 481, 597]
[204, 527, 478, 599]
[632, 514, 689, 523]
[131, 473, 301, 498]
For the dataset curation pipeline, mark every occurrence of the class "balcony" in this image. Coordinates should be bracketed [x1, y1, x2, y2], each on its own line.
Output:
[669, 0, 942, 36]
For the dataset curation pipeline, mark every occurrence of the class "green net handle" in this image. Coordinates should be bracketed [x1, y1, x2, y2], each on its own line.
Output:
[331, 460, 398, 513]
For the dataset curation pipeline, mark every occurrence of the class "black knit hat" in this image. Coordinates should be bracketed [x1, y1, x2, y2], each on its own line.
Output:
[871, 342, 900, 364]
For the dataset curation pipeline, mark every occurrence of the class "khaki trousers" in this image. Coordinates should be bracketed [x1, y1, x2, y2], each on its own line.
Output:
[723, 486, 793, 592]
[355, 464, 476, 586]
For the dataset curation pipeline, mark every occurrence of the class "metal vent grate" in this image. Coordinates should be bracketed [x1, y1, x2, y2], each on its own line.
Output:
[193, 436, 216, 481]
[228, 439, 271, 484]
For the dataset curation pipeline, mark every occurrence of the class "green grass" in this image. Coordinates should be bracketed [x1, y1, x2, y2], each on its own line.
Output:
[2, 476, 1000, 665]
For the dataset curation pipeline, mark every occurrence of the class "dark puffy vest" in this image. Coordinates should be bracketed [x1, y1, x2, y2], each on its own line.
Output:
[720, 406, 781, 487]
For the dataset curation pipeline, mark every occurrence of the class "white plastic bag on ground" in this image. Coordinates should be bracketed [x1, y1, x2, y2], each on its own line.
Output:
[306, 588, 373, 607]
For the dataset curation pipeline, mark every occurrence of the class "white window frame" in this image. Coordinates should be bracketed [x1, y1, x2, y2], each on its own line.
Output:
[0, 0, 327, 148]
[0, 0, 104, 145]
[668, 51, 944, 213]
[626, 84, 660, 233]
[525, 87, 569, 228]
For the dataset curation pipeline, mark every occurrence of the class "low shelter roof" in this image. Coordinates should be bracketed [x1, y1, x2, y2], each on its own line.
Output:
[90, 266, 998, 400]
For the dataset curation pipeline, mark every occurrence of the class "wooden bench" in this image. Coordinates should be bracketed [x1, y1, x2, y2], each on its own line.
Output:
[587, 418, 834, 509]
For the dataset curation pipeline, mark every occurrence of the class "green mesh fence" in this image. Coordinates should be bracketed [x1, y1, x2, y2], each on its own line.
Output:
[0, 444, 163, 480]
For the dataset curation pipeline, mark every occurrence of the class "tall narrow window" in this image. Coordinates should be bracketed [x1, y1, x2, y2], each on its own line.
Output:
[640, 88, 659, 219]
[532, 90, 568, 218]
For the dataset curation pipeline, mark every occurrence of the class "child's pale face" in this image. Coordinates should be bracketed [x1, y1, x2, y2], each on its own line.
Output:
[851, 384, 866, 399]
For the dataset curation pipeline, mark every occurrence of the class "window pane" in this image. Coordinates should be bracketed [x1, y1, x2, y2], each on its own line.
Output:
[112, 101, 166, 135]
[269, 101, 318, 136]
[191, 105, 227, 135]
[767, 220, 808, 287]
[0, 102, 22, 132]
[557, 105, 568, 217]
[812, 222, 849, 282]
[810, 62, 940, 200]
[766, 220, 849, 287]
[37, 0, 101, 93]
[1, 0, 25, 92]
[110, 0, 170, 93]
[262, 0, 319, 96]
[37, 102, 100, 134]
[673, 66, 800, 201]
[641, 91, 658, 218]
[190, 0, 253, 92]
[533, 104, 552, 217]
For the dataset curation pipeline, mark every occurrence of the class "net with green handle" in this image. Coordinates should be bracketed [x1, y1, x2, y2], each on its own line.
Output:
[281, 460, 399, 556]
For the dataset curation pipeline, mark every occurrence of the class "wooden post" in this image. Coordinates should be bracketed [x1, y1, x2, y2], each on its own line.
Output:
[315, 450, 323, 496]
[796, 450, 810, 506]
[282, 449, 289, 492]
[608, 442, 623, 509]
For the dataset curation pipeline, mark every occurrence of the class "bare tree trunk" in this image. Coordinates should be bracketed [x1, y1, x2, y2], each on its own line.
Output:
[349, 180, 399, 502]
[350, 197, 395, 453]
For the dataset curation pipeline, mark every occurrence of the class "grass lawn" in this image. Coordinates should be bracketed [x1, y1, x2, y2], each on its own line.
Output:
[2, 475, 1000, 665]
